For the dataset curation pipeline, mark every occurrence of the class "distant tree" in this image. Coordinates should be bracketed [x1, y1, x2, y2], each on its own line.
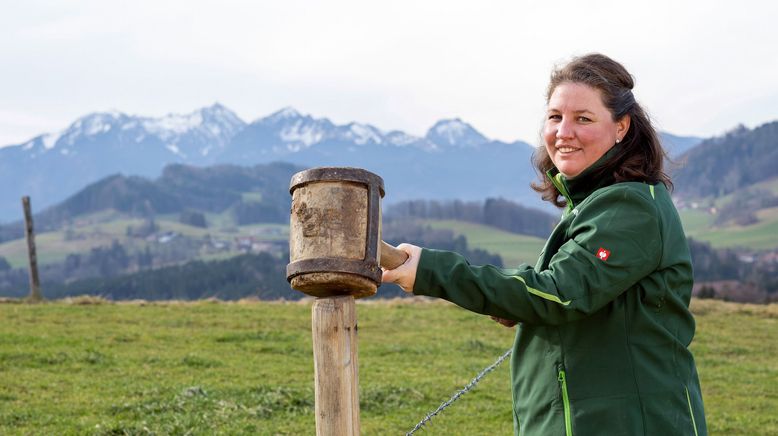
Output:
[233, 200, 286, 225]
[136, 247, 153, 270]
[0, 222, 24, 244]
[697, 285, 716, 299]
[64, 253, 81, 274]
[483, 198, 557, 238]
[0, 256, 10, 272]
[687, 238, 742, 281]
[126, 218, 158, 238]
[84, 240, 130, 277]
[179, 210, 207, 228]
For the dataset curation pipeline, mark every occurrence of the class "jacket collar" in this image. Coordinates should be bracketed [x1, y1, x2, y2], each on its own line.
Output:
[546, 145, 620, 211]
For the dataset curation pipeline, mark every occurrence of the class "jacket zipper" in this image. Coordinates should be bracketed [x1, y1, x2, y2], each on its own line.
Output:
[684, 386, 700, 436]
[558, 369, 573, 436]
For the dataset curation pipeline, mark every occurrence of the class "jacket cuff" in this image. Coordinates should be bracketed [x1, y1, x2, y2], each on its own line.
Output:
[413, 248, 441, 297]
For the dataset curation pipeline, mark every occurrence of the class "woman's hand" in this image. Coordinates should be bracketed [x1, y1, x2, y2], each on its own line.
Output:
[490, 316, 518, 328]
[381, 243, 422, 293]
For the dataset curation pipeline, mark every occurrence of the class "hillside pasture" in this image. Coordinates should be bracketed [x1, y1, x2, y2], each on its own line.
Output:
[423, 219, 546, 266]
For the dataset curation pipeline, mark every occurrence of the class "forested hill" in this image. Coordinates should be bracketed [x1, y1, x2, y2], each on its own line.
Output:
[0, 162, 301, 243]
[0, 161, 559, 244]
[673, 121, 778, 198]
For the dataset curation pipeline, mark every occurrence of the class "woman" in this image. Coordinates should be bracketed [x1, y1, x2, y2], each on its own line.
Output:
[382, 53, 707, 435]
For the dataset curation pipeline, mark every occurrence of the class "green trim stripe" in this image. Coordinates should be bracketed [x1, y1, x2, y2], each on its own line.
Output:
[558, 370, 573, 436]
[513, 276, 571, 306]
[549, 172, 575, 215]
[685, 386, 699, 436]
[649, 184, 656, 199]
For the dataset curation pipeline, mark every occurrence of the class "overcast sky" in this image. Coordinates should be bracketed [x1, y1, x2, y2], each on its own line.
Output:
[1, 0, 777, 147]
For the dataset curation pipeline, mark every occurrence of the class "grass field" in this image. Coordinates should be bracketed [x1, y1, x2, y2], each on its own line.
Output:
[683, 206, 778, 250]
[0, 298, 775, 435]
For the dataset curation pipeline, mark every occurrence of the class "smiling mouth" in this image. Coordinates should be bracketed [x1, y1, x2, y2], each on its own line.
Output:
[556, 146, 580, 153]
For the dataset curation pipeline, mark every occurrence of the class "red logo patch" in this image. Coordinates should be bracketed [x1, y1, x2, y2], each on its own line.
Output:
[596, 247, 611, 261]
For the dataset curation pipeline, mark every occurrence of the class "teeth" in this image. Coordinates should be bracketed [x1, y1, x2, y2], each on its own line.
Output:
[558, 147, 577, 153]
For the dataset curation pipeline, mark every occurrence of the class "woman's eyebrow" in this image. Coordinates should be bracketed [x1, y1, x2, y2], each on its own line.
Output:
[547, 108, 595, 115]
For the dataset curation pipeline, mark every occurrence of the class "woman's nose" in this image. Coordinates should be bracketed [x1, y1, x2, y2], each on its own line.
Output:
[556, 119, 574, 140]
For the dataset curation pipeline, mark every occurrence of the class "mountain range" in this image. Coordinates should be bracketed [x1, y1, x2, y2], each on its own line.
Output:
[0, 103, 705, 222]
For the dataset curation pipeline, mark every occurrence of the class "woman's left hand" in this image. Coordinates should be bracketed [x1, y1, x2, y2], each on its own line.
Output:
[490, 316, 518, 328]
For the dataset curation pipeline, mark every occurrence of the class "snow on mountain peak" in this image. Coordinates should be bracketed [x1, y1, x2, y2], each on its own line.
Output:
[199, 103, 245, 139]
[434, 118, 467, 136]
[54, 111, 127, 146]
[143, 111, 204, 138]
[343, 123, 383, 145]
[5, 105, 507, 165]
[266, 107, 302, 123]
[385, 131, 418, 146]
[426, 118, 488, 147]
[136, 104, 245, 150]
[280, 119, 325, 147]
[200, 103, 243, 124]
[79, 112, 122, 135]
[42, 132, 62, 149]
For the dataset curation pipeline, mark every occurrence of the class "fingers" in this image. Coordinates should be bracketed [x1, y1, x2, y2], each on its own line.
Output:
[381, 267, 401, 285]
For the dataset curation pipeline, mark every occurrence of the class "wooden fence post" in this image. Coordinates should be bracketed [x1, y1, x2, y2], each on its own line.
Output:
[22, 196, 42, 301]
[311, 295, 360, 436]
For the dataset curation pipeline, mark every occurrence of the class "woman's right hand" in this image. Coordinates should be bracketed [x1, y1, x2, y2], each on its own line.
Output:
[381, 243, 422, 293]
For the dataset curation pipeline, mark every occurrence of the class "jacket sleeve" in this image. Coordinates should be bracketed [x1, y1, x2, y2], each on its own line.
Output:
[412, 186, 661, 325]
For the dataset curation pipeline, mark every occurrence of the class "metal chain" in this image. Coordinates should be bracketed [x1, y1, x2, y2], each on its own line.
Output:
[406, 348, 513, 435]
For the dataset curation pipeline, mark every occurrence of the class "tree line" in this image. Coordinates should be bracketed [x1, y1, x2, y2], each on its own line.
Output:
[0, 222, 501, 301]
[1, 219, 775, 303]
[385, 198, 558, 238]
[688, 238, 778, 303]
[1, 236, 775, 303]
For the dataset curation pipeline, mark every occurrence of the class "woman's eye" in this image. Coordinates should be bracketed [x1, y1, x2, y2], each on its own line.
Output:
[548, 114, 561, 121]
[578, 116, 592, 122]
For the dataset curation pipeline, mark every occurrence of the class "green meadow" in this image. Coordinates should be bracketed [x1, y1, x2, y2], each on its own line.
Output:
[0, 298, 775, 435]
[424, 219, 546, 266]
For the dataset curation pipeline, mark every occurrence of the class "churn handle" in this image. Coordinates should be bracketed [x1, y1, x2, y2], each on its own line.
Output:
[379, 241, 410, 270]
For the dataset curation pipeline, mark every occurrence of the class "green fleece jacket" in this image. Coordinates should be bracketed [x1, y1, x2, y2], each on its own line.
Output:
[413, 161, 707, 435]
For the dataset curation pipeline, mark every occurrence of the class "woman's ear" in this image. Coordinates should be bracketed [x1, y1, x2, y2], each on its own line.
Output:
[617, 114, 631, 139]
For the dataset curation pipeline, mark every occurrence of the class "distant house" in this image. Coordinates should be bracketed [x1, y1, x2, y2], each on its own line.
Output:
[157, 231, 178, 244]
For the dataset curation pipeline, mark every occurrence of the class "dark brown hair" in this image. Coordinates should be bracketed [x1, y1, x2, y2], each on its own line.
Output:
[531, 53, 672, 207]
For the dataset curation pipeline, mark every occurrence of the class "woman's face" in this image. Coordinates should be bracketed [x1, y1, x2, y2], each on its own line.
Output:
[543, 82, 630, 178]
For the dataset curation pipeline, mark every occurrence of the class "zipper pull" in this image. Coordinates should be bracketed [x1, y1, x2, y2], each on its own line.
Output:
[558, 370, 566, 382]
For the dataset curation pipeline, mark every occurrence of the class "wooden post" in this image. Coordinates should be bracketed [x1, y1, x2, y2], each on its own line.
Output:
[312, 295, 360, 436]
[22, 196, 42, 302]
